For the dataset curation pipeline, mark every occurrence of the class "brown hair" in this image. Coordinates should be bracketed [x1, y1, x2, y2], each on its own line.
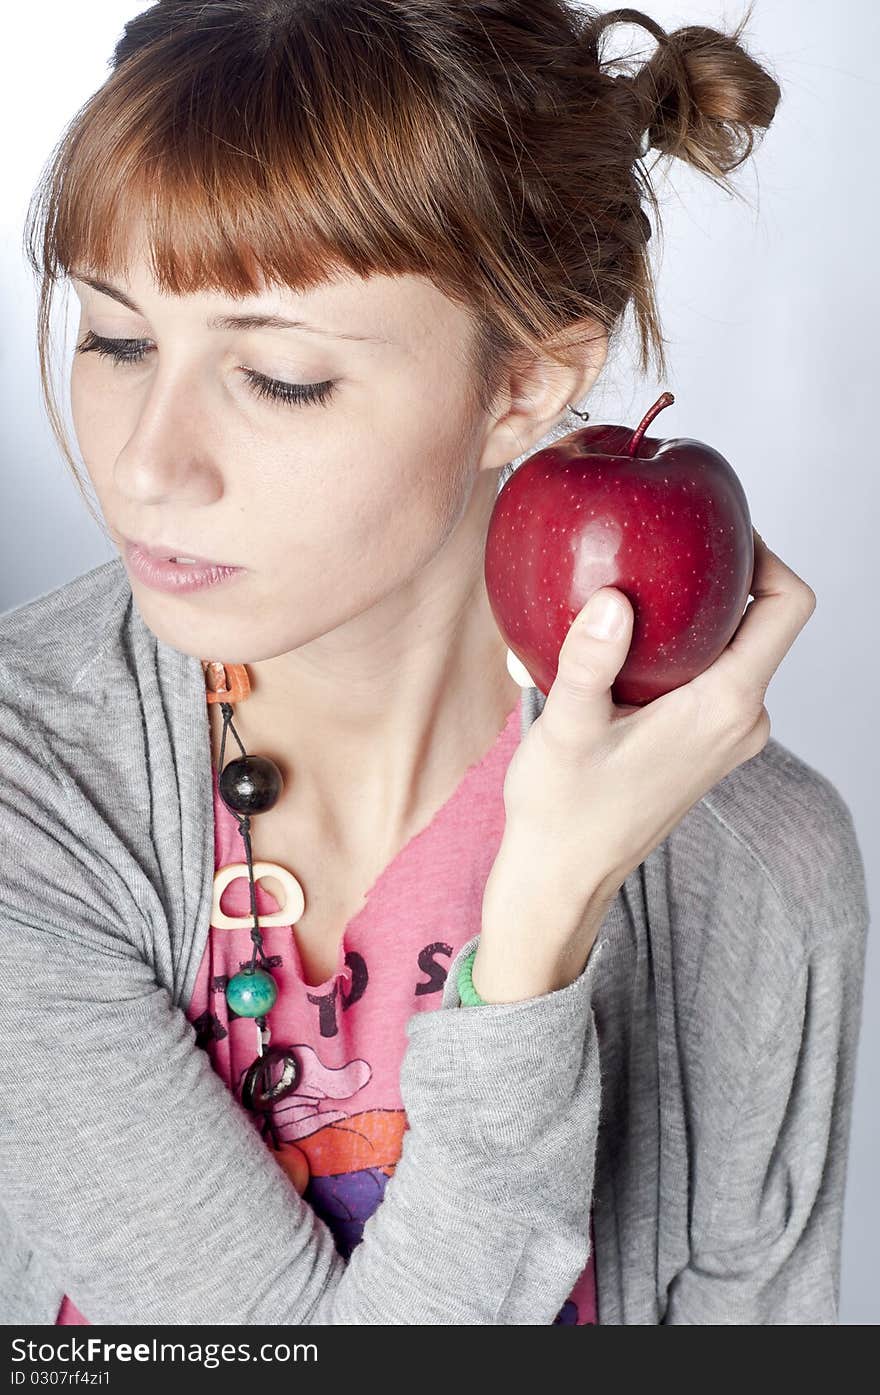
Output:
[24, 0, 781, 520]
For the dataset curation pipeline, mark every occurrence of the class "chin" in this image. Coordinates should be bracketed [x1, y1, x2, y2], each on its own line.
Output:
[136, 615, 321, 668]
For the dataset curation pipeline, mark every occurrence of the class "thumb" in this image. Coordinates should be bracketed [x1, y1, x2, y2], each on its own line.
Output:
[540, 587, 634, 749]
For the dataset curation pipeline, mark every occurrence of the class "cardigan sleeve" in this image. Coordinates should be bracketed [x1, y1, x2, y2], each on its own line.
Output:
[662, 909, 869, 1325]
[0, 701, 604, 1324]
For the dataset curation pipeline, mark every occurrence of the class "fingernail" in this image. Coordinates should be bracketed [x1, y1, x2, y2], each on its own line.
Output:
[582, 592, 625, 640]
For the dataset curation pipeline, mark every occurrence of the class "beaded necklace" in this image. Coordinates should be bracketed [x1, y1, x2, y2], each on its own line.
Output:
[202, 659, 308, 1156]
[202, 648, 495, 1164]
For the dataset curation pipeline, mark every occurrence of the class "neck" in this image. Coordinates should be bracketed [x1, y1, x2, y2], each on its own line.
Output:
[207, 468, 522, 859]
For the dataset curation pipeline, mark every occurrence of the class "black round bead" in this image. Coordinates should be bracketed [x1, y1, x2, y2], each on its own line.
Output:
[218, 753, 283, 815]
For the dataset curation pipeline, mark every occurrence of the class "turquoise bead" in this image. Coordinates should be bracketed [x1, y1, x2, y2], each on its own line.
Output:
[225, 967, 278, 1018]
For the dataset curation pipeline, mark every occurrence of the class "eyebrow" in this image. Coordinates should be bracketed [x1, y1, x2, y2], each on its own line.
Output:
[70, 274, 394, 346]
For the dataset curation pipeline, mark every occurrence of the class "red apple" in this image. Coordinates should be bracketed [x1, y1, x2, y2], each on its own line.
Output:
[485, 393, 755, 705]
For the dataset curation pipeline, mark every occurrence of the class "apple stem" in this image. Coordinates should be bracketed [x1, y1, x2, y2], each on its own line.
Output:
[628, 391, 675, 456]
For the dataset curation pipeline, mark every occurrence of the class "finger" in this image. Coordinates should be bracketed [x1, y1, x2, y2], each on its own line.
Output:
[705, 531, 816, 699]
[539, 587, 635, 753]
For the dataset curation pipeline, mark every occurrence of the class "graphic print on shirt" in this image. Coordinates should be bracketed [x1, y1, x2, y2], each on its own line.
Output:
[245, 1042, 405, 1260]
[202, 944, 587, 1327]
[195, 801, 595, 1325]
[211, 1014, 585, 1325]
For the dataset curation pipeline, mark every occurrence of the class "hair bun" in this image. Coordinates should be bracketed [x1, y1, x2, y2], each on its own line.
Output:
[593, 4, 781, 183]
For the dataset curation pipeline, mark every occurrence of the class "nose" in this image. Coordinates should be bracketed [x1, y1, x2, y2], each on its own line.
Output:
[112, 364, 223, 502]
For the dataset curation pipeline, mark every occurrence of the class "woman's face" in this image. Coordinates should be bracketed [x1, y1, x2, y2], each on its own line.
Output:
[69, 250, 502, 664]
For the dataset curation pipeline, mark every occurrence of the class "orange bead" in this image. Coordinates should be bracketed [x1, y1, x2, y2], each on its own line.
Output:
[202, 660, 251, 705]
[271, 1141, 311, 1195]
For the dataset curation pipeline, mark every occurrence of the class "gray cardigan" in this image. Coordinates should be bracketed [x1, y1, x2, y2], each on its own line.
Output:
[0, 559, 870, 1324]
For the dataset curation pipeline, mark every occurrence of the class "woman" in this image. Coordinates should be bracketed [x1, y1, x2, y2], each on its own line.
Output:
[0, 0, 868, 1324]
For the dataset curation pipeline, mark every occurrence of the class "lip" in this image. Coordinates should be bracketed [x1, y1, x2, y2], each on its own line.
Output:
[126, 536, 237, 567]
[125, 540, 245, 595]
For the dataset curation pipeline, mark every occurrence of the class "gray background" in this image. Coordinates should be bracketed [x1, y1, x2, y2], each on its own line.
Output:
[2, 1, 876, 1322]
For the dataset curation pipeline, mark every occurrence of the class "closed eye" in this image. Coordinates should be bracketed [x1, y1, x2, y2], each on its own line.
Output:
[73, 331, 336, 408]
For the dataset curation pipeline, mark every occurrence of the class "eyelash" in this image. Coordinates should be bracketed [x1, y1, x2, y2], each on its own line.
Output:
[73, 331, 336, 409]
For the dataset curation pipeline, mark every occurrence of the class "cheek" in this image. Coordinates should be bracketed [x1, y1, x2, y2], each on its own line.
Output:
[299, 408, 472, 558]
[69, 359, 124, 487]
[69, 360, 89, 452]
[249, 408, 474, 613]
[367, 392, 475, 526]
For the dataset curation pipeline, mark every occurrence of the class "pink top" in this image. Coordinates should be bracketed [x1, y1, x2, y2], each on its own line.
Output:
[57, 696, 597, 1325]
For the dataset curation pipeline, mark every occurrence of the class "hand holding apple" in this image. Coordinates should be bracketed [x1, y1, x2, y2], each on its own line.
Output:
[473, 532, 817, 1004]
[487, 393, 756, 704]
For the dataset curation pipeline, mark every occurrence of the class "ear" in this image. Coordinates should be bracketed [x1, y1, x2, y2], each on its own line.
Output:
[477, 319, 608, 473]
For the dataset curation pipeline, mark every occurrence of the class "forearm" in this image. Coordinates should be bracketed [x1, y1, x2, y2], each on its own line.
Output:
[310, 933, 606, 1322]
[0, 918, 604, 1325]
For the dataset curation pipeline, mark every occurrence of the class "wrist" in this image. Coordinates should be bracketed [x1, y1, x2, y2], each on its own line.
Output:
[470, 936, 596, 1003]
[476, 878, 615, 1004]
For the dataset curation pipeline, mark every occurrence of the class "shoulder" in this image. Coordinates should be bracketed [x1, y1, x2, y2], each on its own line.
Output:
[0, 557, 130, 841]
[0, 557, 129, 702]
[0, 553, 207, 835]
[696, 735, 868, 940]
[0, 557, 136, 807]
[0, 559, 181, 966]
[652, 736, 869, 1046]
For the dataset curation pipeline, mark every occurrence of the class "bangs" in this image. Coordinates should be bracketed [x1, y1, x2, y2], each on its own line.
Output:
[25, 6, 491, 308]
[30, 0, 685, 510]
